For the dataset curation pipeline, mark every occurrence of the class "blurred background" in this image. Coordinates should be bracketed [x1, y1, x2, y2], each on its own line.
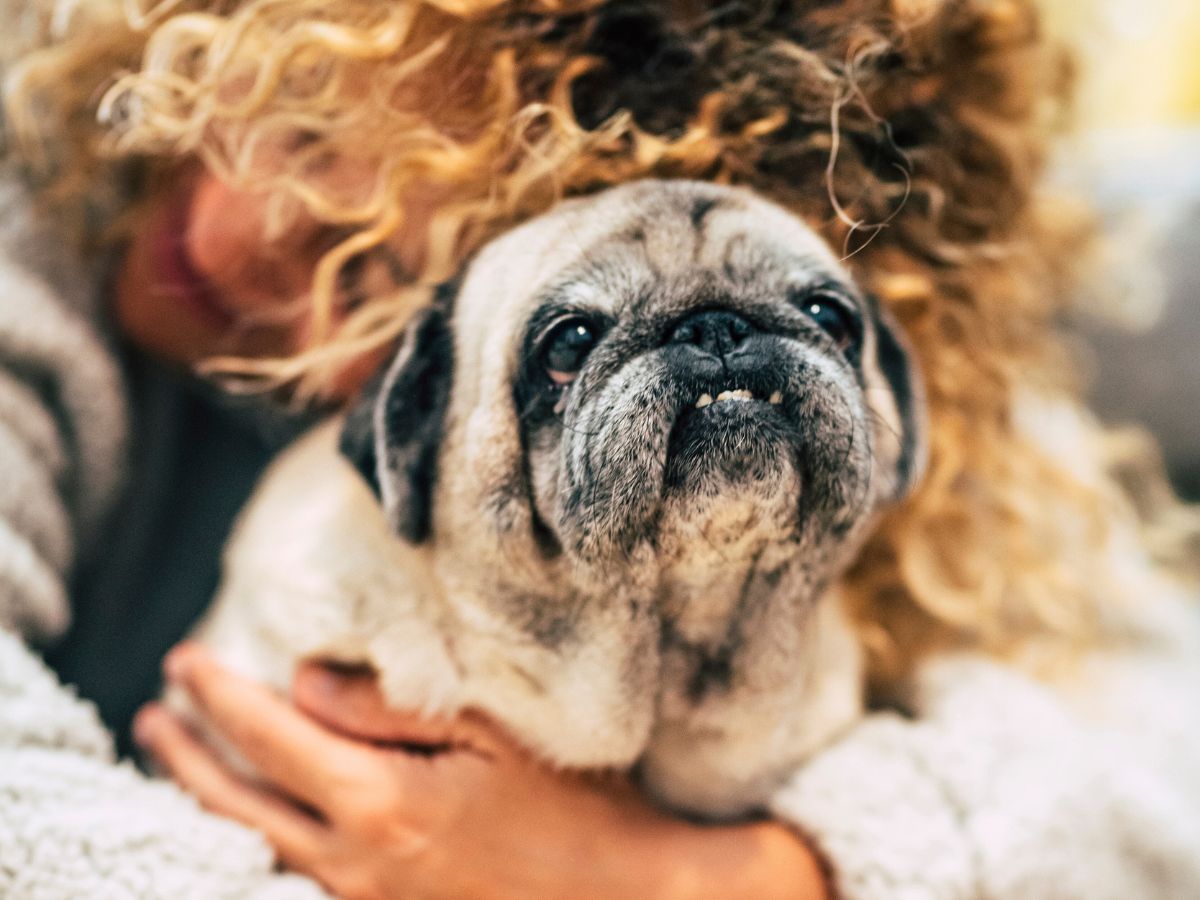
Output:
[1047, 0, 1200, 499]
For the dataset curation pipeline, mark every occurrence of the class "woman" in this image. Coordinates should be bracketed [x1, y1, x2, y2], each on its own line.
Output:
[2, 1, 1198, 898]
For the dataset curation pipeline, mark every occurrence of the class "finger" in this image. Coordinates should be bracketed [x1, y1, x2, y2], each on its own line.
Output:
[292, 662, 454, 743]
[165, 642, 385, 810]
[134, 703, 328, 872]
[293, 661, 512, 757]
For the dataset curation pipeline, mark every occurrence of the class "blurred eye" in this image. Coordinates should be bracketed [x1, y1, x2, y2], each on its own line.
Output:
[542, 318, 599, 384]
[797, 291, 862, 353]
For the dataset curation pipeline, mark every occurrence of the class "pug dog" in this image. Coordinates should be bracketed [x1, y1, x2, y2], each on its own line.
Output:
[183, 179, 925, 820]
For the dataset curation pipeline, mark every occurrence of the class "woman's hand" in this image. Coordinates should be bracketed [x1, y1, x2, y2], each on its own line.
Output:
[134, 643, 829, 900]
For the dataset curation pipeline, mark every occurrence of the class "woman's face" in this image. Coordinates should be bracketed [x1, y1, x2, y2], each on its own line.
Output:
[114, 164, 421, 395]
[116, 172, 322, 364]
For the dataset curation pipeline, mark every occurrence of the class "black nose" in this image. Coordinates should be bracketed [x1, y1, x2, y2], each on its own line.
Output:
[667, 309, 755, 358]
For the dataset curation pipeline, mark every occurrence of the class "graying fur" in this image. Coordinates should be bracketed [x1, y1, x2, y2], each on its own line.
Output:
[191, 180, 926, 820]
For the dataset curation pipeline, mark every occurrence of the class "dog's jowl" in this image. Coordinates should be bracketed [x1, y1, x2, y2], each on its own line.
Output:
[185, 180, 926, 820]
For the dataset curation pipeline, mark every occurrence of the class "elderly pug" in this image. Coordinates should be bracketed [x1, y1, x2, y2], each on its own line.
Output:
[184, 180, 925, 819]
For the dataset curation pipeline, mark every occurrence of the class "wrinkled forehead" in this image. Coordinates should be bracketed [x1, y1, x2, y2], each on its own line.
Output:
[451, 182, 849, 377]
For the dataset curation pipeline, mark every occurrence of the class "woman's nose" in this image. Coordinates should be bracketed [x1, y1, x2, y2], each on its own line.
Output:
[184, 175, 325, 311]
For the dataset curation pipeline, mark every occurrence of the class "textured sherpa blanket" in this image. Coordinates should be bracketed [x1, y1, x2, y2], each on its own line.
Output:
[0, 630, 328, 899]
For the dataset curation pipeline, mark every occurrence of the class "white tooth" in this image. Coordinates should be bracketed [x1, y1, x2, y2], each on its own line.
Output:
[696, 393, 713, 408]
[733, 389, 753, 401]
[769, 391, 783, 405]
[716, 390, 733, 402]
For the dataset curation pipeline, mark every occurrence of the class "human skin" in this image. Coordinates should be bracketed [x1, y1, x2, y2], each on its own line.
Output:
[120, 172, 830, 900]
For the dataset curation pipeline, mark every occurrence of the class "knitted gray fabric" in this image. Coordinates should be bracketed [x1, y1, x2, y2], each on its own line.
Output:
[0, 182, 125, 642]
[0, 172, 1198, 898]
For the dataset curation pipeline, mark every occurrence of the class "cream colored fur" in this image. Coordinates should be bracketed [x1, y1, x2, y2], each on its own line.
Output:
[177, 181, 921, 818]
[184, 421, 862, 812]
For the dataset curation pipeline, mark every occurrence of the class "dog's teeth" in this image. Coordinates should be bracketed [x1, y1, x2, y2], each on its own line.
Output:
[712, 389, 755, 404]
[696, 393, 713, 408]
[769, 391, 783, 405]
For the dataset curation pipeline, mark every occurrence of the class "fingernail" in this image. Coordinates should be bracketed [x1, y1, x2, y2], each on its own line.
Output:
[132, 707, 159, 747]
[163, 644, 194, 682]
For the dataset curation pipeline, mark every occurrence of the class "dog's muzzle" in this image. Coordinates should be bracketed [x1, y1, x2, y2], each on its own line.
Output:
[662, 308, 798, 465]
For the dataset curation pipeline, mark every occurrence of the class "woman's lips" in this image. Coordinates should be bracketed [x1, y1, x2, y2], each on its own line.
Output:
[151, 192, 236, 331]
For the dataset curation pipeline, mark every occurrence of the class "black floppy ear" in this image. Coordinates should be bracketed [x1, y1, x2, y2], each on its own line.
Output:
[866, 295, 928, 502]
[340, 364, 387, 498]
[339, 298, 455, 544]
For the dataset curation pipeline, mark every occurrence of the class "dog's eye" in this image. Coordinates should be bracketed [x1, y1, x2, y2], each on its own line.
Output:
[543, 318, 598, 385]
[798, 292, 862, 352]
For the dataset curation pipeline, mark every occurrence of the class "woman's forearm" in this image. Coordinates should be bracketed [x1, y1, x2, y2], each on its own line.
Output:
[641, 816, 830, 900]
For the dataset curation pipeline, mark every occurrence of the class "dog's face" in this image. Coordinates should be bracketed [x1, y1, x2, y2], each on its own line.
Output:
[345, 179, 921, 579]
[341, 180, 924, 793]
[510, 194, 924, 583]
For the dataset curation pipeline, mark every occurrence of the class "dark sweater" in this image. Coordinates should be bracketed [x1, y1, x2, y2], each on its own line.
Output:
[47, 356, 290, 756]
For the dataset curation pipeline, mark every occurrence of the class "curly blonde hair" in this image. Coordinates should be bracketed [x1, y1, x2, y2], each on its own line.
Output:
[5, 0, 1196, 689]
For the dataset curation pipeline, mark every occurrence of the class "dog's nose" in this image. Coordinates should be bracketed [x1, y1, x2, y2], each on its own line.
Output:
[667, 309, 755, 358]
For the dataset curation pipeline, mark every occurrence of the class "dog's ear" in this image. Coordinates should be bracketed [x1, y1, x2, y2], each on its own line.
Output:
[339, 296, 455, 544]
[340, 364, 387, 499]
[866, 296, 927, 502]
